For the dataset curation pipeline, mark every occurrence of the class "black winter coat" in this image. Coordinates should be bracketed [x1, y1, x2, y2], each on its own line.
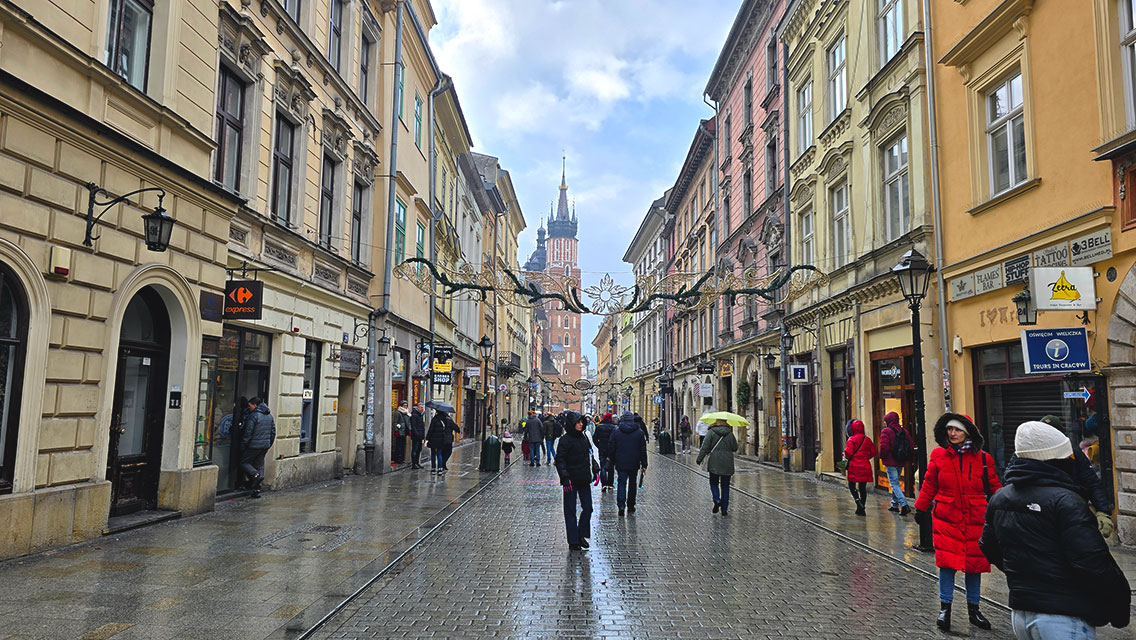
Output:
[609, 414, 648, 472]
[242, 403, 276, 449]
[554, 430, 597, 487]
[980, 457, 1130, 629]
[410, 409, 426, 440]
[426, 414, 459, 449]
[543, 417, 563, 440]
[593, 419, 616, 458]
[524, 415, 544, 443]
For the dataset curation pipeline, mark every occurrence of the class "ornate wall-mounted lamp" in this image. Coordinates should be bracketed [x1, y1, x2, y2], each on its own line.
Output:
[85, 182, 175, 251]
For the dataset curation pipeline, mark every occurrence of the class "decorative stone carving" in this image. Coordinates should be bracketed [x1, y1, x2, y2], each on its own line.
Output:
[353, 141, 379, 184]
[826, 156, 848, 181]
[323, 107, 354, 159]
[348, 278, 369, 297]
[313, 263, 340, 287]
[759, 218, 784, 256]
[219, 4, 271, 77]
[274, 59, 316, 122]
[264, 241, 298, 268]
[229, 225, 248, 245]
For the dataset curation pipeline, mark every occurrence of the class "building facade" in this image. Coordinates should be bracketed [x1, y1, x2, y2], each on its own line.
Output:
[624, 193, 668, 424]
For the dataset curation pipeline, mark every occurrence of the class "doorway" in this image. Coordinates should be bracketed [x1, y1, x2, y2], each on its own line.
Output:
[108, 287, 170, 517]
[212, 326, 272, 493]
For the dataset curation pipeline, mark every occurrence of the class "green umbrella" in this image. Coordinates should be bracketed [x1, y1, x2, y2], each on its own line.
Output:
[698, 411, 750, 427]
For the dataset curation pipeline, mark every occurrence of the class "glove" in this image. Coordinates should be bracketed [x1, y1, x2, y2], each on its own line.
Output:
[914, 509, 929, 527]
[592, 473, 599, 486]
[1097, 511, 1114, 538]
[563, 481, 572, 493]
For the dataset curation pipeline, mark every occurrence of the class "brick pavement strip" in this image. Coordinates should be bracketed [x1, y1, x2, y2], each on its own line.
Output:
[307, 452, 1021, 640]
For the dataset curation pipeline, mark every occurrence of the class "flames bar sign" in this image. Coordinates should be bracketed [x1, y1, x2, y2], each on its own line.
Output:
[223, 280, 263, 319]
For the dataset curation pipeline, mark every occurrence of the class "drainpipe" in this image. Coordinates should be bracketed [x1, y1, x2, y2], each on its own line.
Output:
[921, 0, 952, 412]
[780, 38, 794, 472]
[425, 74, 452, 417]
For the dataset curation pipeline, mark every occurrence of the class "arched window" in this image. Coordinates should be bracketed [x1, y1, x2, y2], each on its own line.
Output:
[564, 266, 570, 277]
[0, 264, 28, 493]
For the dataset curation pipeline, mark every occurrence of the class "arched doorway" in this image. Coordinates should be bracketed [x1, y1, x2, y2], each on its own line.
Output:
[0, 264, 28, 494]
[108, 286, 170, 516]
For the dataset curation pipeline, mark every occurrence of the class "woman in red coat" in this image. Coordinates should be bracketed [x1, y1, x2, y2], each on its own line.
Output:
[914, 413, 1001, 632]
[842, 419, 876, 516]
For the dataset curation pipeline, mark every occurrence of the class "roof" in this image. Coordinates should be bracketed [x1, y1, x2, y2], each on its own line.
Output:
[663, 118, 716, 214]
[622, 191, 669, 264]
[704, 0, 766, 100]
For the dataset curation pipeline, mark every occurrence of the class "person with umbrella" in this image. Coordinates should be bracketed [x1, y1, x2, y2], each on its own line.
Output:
[425, 401, 459, 474]
[696, 412, 743, 516]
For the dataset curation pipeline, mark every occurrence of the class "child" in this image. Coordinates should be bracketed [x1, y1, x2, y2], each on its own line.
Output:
[502, 430, 515, 465]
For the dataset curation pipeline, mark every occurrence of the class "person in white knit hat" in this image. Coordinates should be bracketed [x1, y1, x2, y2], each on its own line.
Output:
[980, 421, 1130, 639]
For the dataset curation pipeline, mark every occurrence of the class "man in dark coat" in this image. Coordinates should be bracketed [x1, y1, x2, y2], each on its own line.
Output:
[592, 413, 617, 491]
[525, 411, 545, 467]
[425, 409, 460, 474]
[980, 420, 1130, 635]
[240, 397, 276, 498]
[609, 411, 647, 516]
[392, 401, 410, 465]
[543, 413, 563, 464]
[1039, 414, 1116, 531]
[409, 403, 426, 469]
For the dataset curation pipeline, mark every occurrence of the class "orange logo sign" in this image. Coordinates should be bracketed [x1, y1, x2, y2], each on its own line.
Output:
[228, 286, 255, 304]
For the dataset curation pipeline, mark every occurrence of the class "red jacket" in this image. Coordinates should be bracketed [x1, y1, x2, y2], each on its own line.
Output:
[842, 421, 876, 483]
[914, 445, 1002, 573]
[878, 423, 910, 467]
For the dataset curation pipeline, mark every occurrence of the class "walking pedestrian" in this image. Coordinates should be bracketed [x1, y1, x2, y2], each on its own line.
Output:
[426, 408, 459, 474]
[694, 417, 708, 447]
[392, 401, 410, 465]
[679, 416, 693, 454]
[878, 411, 911, 515]
[593, 413, 617, 491]
[525, 411, 544, 467]
[543, 413, 563, 464]
[555, 411, 600, 551]
[240, 397, 276, 498]
[696, 419, 738, 516]
[633, 413, 649, 443]
[409, 403, 426, 469]
[914, 413, 1001, 632]
[841, 419, 876, 516]
[1039, 415, 1116, 529]
[609, 411, 647, 516]
[501, 430, 515, 465]
[980, 421, 1130, 639]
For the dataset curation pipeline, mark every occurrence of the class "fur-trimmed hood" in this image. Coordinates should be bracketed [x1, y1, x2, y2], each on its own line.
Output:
[932, 412, 984, 449]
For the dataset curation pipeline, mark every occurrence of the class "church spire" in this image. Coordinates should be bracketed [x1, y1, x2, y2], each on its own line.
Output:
[556, 155, 570, 220]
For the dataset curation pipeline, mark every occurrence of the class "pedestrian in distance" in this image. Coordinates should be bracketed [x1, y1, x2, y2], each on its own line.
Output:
[555, 411, 600, 551]
[501, 430, 515, 465]
[609, 411, 648, 516]
[525, 411, 544, 467]
[878, 411, 912, 515]
[593, 413, 617, 491]
[841, 419, 876, 516]
[694, 417, 708, 447]
[980, 421, 1130, 639]
[633, 413, 649, 443]
[240, 397, 276, 498]
[426, 408, 459, 474]
[409, 403, 426, 469]
[543, 413, 563, 464]
[914, 413, 1001, 632]
[1039, 414, 1116, 536]
[696, 419, 738, 516]
[392, 401, 410, 466]
[679, 416, 693, 454]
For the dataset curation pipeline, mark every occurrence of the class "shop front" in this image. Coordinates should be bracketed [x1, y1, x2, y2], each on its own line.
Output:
[204, 326, 273, 494]
[870, 347, 915, 494]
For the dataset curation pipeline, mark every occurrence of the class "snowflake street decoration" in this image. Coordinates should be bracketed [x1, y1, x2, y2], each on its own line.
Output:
[580, 274, 631, 315]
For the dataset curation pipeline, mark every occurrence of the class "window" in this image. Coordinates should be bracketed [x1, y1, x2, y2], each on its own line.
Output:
[271, 115, 296, 224]
[394, 198, 407, 263]
[0, 266, 28, 494]
[300, 340, 320, 454]
[1123, 0, 1136, 125]
[883, 135, 910, 241]
[328, 0, 344, 69]
[359, 35, 373, 104]
[415, 222, 426, 262]
[414, 94, 423, 147]
[351, 181, 365, 263]
[986, 71, 1026, 195]
[319, 156, 336, 247]
[830, 182, 850, 268]
[743, 170, 753, 217]
[105, 0, 153, 92]
[828, 36, 847, 119]
[722, 197, 731, 237]
[283, 0, 301, 23]
[879, 0, 904, 64]
[765, 138, 778, 193]
[723, 113, 732, 151]
[797, 81, 813, 154]
[743, 78, 753, 123]
[397, 64, 405, 120]
[214, 67, 244, 191]
[800, 206, 815, 266]
[440, 167, 448, 215]
[766, 38, 778, 93]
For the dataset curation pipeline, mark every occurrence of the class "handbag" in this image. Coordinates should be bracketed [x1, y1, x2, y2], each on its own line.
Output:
[837, 436, 865, 473]
[980, 450, 993, 500]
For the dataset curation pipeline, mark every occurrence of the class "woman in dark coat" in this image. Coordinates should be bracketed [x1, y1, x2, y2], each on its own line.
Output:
[842, 419, 876, 516]
[555, 411, 599, 551]
[426, 410, 459, 475]
[914, 413, 1001, 632]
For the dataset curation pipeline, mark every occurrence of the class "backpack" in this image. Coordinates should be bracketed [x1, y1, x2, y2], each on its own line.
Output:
[890, 425, 913, 463]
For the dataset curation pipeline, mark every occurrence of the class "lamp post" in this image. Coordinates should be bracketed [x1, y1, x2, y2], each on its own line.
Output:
[477, 335, 494, 440]
[892, 248, 935, 552]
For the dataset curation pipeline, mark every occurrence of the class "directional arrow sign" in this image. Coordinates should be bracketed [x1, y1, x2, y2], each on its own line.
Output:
[1063, 387, 1092, 401]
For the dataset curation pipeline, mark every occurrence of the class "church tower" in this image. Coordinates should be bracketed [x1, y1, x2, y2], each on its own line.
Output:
[544, 157, 584, 381]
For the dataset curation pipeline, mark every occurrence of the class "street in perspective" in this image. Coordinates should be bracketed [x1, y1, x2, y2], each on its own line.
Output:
[0, 0, 1134, 639]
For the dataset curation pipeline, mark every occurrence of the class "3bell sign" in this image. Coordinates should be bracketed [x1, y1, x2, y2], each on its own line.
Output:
[223, 280, 263, 319]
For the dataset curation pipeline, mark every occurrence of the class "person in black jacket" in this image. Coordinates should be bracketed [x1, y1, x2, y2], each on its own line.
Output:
[543, 413, 563, 465]
[593, 413, 617, 491]
[240, 397, 276, 498]
[1039, 414, 1115, 534]
[409, 403, 426, 469]
[525, 412, 544, 467]
[980, 421, 1130, 638]
[555, 411, 599, 551]
[609, 411, 647, 516]
[426, 410, 460, 475]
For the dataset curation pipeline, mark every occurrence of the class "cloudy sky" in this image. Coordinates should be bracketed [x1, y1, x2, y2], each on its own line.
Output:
[430, 0, 740, 368]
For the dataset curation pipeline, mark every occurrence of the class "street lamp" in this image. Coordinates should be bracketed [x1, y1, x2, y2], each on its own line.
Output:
[477, 334, 494, 471]
[892, 248, 935, 552]
[1013, 288, 1037, 326]
[85, 182, 176, 251]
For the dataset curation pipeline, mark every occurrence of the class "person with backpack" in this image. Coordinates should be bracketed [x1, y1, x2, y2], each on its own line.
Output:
[878, 411, 912, 515]
[543, 413, 563, 464]
[914, 413, 1001, 632]
[695, 419, 738, 516]
[525, 411, 544, 467]
[841, 419, 876, 516]
[609, 411, 648, 516]
[592, 413, 617, 491]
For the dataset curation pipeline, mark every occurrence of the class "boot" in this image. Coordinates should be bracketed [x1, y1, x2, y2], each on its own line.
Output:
[855, 501, 866, 516]
[900, 505, 911, 516]
[967, 604, 991, 630]
[937, 602, 951, 631]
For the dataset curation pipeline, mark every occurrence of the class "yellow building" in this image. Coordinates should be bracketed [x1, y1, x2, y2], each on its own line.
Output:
[931, 0, 1130, 538]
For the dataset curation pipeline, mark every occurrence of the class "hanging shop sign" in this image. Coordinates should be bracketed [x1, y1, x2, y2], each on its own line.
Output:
[1030, 266, 1096, 310]
[719, 361, 734, 377]
[433, 371, 452, 385]
[1020, 327, 1091, 374]
[338, 348, 362, 377]
[1070, 228, 1113, 267]
[695, 382, 714, 397]
[789, 364, 810, 384]
[697, 361, 715, 374]
[223, 280, 263, 319]
[948, 273, 976, 301]
[433, 345, 453, 371]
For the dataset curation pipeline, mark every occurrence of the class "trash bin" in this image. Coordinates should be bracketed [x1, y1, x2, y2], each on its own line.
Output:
[479, 435, 501, 472]
[657, 431, 675, 455]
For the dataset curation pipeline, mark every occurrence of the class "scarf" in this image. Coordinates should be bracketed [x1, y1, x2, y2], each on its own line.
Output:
[951, 440, 973, 454]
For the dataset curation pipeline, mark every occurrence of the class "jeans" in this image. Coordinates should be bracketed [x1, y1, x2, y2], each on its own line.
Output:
[680, 434, 691, 451]
[885, 465, 908, 507]
[562, 483, 592, 545]
[616, 469, 639, 509]
[431, 447, 445, 470]
[530, 441, 543, 464]
[410, 438, 423, 466]
[939, 567, 982, 605]
[709, 473, 730, 510]
[1011, 610, 1095, 640]
[598, 455, 614, 486]
[545, 438, 557, 463]
[240, 447, 268, 482]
